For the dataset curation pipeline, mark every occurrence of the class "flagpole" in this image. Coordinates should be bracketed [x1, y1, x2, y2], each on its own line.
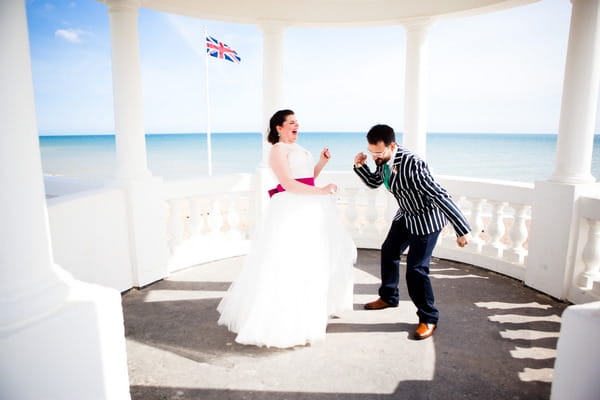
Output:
[204, 27, 213, 176]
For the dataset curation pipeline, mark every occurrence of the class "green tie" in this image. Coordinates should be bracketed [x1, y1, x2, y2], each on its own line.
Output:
[383, 163, 391, 190]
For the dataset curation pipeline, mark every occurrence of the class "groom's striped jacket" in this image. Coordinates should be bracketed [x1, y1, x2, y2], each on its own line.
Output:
[354, 146, 471, 237]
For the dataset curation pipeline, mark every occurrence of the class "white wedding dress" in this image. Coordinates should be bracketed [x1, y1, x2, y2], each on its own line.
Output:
[217, 142, 356, 348]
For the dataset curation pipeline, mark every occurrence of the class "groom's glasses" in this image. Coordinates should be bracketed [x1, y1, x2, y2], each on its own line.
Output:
[367, 148, 388, 158]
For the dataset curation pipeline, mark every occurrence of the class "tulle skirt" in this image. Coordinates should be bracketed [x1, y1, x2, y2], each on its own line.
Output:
[217, 191, 356, 348]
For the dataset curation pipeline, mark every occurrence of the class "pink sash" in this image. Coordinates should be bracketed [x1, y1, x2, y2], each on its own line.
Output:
[268, 177, 315, 197]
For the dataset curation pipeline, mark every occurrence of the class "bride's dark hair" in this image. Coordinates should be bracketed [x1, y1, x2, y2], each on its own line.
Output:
[267, 109, 294, 144]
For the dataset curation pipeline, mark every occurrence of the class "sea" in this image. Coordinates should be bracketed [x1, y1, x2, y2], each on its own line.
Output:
[39, 132, 600, 183]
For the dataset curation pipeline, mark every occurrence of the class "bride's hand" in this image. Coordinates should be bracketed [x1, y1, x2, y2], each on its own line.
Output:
[320, 183, 337, 195]
[320, 148, 331, 163]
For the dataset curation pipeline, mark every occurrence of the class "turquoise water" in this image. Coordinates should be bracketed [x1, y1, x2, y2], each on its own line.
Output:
[39, 133, 600, 183]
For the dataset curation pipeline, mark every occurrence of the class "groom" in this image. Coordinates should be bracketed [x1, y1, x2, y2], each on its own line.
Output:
[353, 124, 471, 340]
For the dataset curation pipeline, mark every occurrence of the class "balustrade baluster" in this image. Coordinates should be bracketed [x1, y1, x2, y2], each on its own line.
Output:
[226, 195, 243, 240]
[506, 204, 530, 264]
[208, 197, 224, 238]
[240, 193, 250, 237]
[483, 201, 507, 258]
[344, 188, 360, 235]
[578, 218, 600, 290]
[189, 197, 204, 237]
[167, 199, 186, 252]
[364, 189, 379, 237]
[469, 198, 486, 252]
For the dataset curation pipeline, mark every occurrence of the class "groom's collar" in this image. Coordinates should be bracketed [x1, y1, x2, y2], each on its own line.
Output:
[387, 144, 399, 168]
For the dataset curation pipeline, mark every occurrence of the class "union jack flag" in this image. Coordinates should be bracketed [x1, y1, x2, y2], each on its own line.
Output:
[206, 36, 241, 64]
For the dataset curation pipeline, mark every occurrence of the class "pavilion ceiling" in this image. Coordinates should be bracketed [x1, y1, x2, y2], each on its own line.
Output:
[136, 0, 541, 27]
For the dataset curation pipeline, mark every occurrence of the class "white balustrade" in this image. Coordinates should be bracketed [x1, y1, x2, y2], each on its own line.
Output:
[167, 199, 186, 251]
[579, 218, 600, 289]
[207, 197, 224, 238]
[342, 187, 360, 236]
[162, 174, 253, 272]
[226, 195, 244, 241]
[162, 173, 548, 294]
[164, 192, 251, 271]
[364, 189, 379, 237]
[506, 204, 531, 264]
[189, 197, 205, 236]
[568, 195, 600, 302]
[318, 174, 535, 279]
[469, 198, 487, 252]
[483, 201, 508, 258]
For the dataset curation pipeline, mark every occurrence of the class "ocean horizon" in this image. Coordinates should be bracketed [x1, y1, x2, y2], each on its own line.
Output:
[39, 132, 600, 183]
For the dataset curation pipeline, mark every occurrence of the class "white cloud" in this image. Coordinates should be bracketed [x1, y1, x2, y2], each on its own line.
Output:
[54, 28, 88, 43]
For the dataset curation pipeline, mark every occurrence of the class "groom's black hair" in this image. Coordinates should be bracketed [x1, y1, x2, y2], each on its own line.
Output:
[366, 124, 395, 146]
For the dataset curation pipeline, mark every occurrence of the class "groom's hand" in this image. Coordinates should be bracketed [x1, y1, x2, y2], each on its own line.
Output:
[456, 235, 469, 248]
[354, 152, 367, 168]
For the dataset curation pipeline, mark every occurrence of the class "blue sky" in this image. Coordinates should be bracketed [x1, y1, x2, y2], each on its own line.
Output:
[25, 0, 589, 135]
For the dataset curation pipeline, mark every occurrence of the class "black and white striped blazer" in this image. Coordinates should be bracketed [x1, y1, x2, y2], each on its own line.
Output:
[354, 146, 471, 237]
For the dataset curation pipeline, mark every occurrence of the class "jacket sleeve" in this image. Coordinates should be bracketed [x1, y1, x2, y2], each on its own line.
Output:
[353, 164, 383, 189]
[411, 160, 472, 237]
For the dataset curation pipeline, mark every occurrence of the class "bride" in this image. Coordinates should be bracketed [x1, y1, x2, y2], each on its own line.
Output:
[217, 109, 356, 348]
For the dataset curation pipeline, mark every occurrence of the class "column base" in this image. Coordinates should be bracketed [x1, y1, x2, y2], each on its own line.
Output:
[549, 173, 596, 185]
[551, 302, 600, 400]
[0, 276, 130, 400]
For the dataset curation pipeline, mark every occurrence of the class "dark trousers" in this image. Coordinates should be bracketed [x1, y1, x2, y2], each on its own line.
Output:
[379, 217, 440, 324]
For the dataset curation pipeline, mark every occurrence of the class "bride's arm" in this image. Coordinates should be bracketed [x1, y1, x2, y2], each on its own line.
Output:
[313, 147, 330, 179]
[270, 144, 336, 195]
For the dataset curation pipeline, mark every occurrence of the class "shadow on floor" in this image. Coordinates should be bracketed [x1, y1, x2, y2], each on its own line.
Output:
[122, 249, 568, 400]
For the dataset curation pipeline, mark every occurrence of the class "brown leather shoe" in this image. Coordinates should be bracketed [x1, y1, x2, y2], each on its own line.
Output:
[364, 298, 398, 310]
[414, 323, 436, 340]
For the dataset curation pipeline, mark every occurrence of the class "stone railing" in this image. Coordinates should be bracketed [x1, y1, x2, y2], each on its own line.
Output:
[320, 172, 534, 281]
[162, 172, 537, 281]
[434, 176, 534, 281]
[162, 173, 254, 272]
[568, 194, 600, 303]
[44, 172, 598, 304]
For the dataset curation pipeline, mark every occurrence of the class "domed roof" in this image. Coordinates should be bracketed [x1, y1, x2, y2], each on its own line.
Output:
[139, 0, 541, 27]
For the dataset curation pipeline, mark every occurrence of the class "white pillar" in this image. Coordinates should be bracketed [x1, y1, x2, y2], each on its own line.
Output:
[402, 19, 432, 159]
[527, 0, 600, 299]
[105, 0, 168, 286]
[106, 0, 150, 181]
[250, 22, 287, 234]
[550, 0, 600, 184]
[259, 22, 286, 165]
[0, 0, 70, 331]
[0, 1, 130, 398]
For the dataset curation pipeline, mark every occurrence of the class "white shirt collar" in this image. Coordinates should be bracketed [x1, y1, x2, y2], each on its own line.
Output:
[387, 143, 398, 167]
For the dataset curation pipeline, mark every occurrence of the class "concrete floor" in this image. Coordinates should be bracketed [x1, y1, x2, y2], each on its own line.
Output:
[122, 249, 569, 400]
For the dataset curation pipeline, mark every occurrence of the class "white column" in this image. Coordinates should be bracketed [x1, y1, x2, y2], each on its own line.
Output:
[105, 0, 168, 286]
[250, 22, 287, 234]
[550, 0, 600, 184]
[527, 0, 600, 299]
[0, 0, 70, 335]
[106, 0, 150, 181]
[0, 1, 130, 398]
[402, 19, 432, 159]
[259, 22, 286, 165]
